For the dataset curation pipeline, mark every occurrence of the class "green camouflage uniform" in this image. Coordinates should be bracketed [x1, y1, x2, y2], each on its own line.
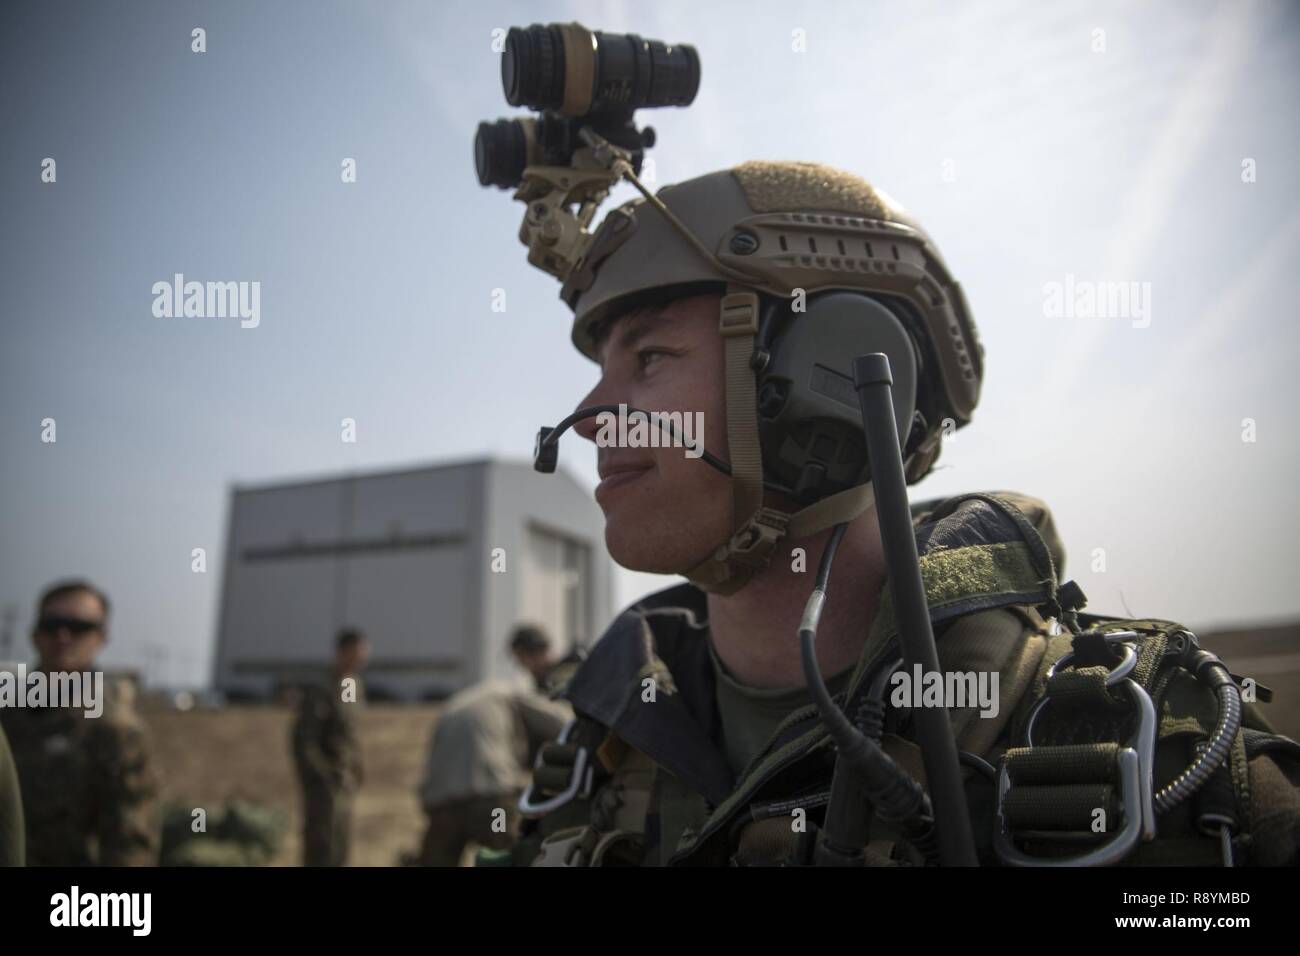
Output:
[0, 679, 159, 866]
[0, 721, 23, 866]
[291, 676, 364, 866]
[518, 493, 1300, 867]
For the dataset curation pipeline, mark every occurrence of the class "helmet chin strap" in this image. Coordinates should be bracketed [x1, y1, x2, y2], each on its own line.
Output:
[682, 481, 878, 595]
[681, 287, 878, 596]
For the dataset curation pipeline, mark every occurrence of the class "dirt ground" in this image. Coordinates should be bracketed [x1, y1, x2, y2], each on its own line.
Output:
[144, 703, 439, 867]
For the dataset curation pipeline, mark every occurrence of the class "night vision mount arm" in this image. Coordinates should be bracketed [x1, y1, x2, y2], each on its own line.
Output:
[513, 130, 635, 283]
[514, 128, 762, 292]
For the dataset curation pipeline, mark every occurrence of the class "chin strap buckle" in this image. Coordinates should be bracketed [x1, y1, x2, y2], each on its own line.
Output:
[683, 507, 792, 596]
[722, 507, 790, 570]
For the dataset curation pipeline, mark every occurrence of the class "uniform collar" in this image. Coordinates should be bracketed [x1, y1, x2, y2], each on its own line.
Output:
[563, 582, 734, 804]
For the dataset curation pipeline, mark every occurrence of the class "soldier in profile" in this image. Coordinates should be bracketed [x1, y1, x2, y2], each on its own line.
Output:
[0, 579, 159, 866]
[291, 627, 369, 866]
[496, 157, 1300, 867]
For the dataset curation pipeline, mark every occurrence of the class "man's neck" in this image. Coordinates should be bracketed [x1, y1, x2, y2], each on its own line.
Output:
[706, 507, 886, 690]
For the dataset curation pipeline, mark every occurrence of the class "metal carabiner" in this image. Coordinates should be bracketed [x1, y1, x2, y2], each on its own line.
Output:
[1023, 639, 1139, 747]
[518, 718, 595, 819]
[994, 638, 1158, 866]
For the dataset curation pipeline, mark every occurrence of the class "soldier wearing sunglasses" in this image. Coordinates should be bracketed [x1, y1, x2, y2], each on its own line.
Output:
[0, 580, 159, 865]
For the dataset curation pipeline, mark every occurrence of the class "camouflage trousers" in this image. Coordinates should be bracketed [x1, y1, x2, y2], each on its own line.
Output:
[419, 793, 519, 867]
[301, 781, 353, 867]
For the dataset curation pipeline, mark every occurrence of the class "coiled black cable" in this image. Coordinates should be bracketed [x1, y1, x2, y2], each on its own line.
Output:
[1153, 651, 1243, 815]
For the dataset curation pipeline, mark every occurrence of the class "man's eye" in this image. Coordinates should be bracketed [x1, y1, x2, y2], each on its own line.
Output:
[637, 349, 670, 371]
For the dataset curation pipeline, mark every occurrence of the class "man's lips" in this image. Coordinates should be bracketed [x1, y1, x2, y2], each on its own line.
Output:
[595, 461, 654, 505]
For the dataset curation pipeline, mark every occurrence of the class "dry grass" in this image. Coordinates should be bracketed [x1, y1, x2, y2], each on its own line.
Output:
[143, 703, 438, 867]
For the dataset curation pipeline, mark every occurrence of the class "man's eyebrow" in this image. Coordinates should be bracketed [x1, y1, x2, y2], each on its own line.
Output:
[607, 309, 679, 356]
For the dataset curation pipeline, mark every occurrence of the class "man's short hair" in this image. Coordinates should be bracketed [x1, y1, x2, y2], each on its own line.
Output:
[509, 625, 551, 656]
[36, 579, 110, 622]
[336, 628, 367, 651]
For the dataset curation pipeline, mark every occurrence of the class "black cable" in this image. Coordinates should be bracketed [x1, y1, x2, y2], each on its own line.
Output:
[799, 523, 935, 861]
[958, 751, 998, 781]
[857, 658, 903, 742]
[800, 523, 849, 738]
[814, 521, 847, 589]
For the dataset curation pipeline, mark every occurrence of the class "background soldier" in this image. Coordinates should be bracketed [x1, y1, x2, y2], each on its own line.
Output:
[415, 625, 572, 866]
[291, 627, 368, 867]
[509, 623, 581, 695]
[0, 579, 159, 865]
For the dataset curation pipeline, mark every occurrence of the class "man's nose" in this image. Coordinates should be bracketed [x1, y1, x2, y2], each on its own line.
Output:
[572, 378, 618, 443]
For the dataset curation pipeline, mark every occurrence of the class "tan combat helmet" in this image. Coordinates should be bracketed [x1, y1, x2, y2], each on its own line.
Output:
[548, 160, 984, 594]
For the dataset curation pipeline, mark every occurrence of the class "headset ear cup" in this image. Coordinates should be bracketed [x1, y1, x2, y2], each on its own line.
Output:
[754, 291, 919, 504]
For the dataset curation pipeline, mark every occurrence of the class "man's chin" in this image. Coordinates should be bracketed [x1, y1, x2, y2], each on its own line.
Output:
[603, 518, 721, 576]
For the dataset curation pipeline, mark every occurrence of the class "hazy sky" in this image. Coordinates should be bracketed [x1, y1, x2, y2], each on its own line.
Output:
[2, 0, 1297, 686]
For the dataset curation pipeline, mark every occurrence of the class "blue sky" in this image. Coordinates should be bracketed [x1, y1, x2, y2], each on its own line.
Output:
[1, 0, 1297, 685]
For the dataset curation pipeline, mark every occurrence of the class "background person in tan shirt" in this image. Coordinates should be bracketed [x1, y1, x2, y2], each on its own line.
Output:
[416, 626, 571, 866]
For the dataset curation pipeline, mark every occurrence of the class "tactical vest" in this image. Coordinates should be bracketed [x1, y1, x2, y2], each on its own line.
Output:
[517, 493, 1300, 867]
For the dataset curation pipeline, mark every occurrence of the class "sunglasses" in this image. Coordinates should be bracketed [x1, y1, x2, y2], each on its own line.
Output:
[37, 616, 104, 636]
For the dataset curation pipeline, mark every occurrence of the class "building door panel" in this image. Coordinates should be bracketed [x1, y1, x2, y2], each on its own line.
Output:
[521, 525, 590, 655]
